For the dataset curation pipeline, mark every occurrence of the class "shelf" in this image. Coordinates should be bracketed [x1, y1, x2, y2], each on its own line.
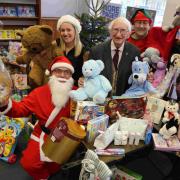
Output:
[0, 39, 21, 41]
[0, 16, 39, 21]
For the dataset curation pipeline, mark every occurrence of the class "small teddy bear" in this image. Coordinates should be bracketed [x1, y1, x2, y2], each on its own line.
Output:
[159, 100, 179, 140]
[121, 57, 157, 97]
[162, 5, 180, 32]
[69, 59, 112, 104]
[162, 100, 179, 124]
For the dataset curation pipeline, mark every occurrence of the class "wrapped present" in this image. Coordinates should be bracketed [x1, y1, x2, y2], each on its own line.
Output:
[42, 117, 86, 164]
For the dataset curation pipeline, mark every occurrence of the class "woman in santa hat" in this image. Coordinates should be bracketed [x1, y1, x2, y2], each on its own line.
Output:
[0, 56, 76, 180]
[56, 15, 87, 86]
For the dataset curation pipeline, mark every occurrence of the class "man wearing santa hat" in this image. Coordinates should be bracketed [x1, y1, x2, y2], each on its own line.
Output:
[128, 9, 152, 53]
[0, 56, 76, 179]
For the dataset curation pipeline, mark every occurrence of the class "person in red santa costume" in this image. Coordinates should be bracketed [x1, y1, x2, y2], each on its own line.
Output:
[0, 56, 76, 180]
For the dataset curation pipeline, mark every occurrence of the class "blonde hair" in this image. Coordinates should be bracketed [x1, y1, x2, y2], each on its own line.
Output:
[59, 25, 83, 57]
[108, 17, 132, 32]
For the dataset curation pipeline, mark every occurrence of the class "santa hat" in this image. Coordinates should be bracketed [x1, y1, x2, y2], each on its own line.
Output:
[45, 56, 74, 75]
[57, 15, 82, 33]
[131, 9, 152, 24]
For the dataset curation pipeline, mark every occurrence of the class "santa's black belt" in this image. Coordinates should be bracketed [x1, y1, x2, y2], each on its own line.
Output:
[40, 125, 51, 135]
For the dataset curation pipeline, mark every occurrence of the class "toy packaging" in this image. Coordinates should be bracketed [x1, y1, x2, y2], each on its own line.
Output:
[146, 96, 166, 124]
[152, 133, 180, 152]
[111, 166, 143, 180]
[11, 74, 28, 90]
[86, 114, 109, 143]
[74, 101, 105, 124]
[105, 97, 146, 120]
[0, 115, 25, 163]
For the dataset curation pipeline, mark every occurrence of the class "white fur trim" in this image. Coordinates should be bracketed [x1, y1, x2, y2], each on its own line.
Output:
[0, 99, 12, 115]
[57, 15, 82, 33]
[30, 134, 40, 142]
[45, 107, 61, 127]
[45, 69, 50, 76]
[51, 62, 74, 73]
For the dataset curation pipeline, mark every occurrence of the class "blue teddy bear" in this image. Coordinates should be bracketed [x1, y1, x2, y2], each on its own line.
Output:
[121, 57, 157, 97]
[69, 59, 112, 104]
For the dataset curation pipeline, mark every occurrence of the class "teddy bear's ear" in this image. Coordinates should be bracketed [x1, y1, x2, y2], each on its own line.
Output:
[15, 30, 24, 38]
[40, 25, 53, 35]
[96, 60, 104, 71]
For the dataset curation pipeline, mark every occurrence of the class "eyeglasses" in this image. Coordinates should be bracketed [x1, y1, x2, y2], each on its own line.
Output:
[52, 68, 72, 76]
[111, 28, 128, 35]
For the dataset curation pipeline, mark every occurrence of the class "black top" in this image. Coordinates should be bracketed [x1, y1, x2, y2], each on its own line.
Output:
[64, 47, 85, 86]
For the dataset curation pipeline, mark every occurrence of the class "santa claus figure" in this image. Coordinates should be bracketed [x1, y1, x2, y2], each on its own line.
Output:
[0, 56, 76, 179]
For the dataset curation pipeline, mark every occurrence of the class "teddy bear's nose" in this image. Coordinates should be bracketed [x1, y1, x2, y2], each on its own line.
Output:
[134, 74, 139, 79]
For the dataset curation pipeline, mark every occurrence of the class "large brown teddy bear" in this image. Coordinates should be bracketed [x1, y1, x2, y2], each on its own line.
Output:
[16, 25, 62, 88]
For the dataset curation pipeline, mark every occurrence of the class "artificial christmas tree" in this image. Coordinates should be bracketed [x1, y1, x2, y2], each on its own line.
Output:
[76, 0, 110, 50]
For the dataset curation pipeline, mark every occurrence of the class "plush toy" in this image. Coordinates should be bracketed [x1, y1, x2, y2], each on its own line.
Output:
[162, 5, 180, 32]
[69, 59, 112, 104]
[121, 57, 157, 97]
[15, 25, 61, 88]
[141, 47, 166, 87]
[159, 118, 179, 140]
[162, 100, 179, 124]
[167, 54, 180, 99]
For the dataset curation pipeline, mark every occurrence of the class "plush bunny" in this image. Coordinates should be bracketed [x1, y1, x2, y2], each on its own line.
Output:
[69, 59, 112, 104]
[121, 57, 157, 97]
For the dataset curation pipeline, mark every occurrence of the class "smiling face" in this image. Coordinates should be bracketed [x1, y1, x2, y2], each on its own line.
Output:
[59, 22, 76, 46]
[133, 20, 150, 39]
[110, 21, 130, 48]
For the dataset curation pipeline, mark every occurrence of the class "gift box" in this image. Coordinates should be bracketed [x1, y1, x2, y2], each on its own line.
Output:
[105, 97, 146, 120]
[86, 114, 109, 143]
[74, 101, 105, 124]
[42, 117, 86, 164]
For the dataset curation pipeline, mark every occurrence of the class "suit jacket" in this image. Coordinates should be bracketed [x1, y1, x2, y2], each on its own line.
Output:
[89, 40, 140, 96]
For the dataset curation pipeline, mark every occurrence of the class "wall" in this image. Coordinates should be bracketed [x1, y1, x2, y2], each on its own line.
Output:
[41, 0, 88, 17]
[162, 0, 179, 26]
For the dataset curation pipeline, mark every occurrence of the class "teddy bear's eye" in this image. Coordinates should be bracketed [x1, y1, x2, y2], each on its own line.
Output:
[90, 69, 92, 71]
[139, 68, 141, 71]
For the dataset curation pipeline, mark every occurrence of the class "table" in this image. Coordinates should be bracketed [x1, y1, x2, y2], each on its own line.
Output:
[84, 140, 148, 163]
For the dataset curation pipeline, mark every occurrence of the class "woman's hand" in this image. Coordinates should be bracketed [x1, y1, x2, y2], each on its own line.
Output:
[78, 77, 84, 87]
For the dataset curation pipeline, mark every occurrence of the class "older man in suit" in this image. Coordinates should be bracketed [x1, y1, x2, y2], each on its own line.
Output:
[88, 17, 140, 96]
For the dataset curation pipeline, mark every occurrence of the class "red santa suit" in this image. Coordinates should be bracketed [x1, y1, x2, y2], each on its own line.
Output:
[2, 84, 76, 179]
[128, 32, 148, 53]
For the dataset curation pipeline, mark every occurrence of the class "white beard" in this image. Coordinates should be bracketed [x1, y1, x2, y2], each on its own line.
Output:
[48, 75, 74, 108]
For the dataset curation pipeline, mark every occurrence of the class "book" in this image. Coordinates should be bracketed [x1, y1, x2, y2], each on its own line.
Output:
[146, 97, 166, 124]
[105, 97, 146, 120]
[152, 133, 180, 152]
[86, 114, 109, 143]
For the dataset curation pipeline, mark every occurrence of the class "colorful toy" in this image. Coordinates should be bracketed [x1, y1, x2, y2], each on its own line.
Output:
[121, 57, 157, 97]
[69, 59, 112, 104]
[0, 116, 25, 163]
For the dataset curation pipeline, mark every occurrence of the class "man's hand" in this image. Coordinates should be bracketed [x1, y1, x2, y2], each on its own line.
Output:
[78, 77, 84, 87]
